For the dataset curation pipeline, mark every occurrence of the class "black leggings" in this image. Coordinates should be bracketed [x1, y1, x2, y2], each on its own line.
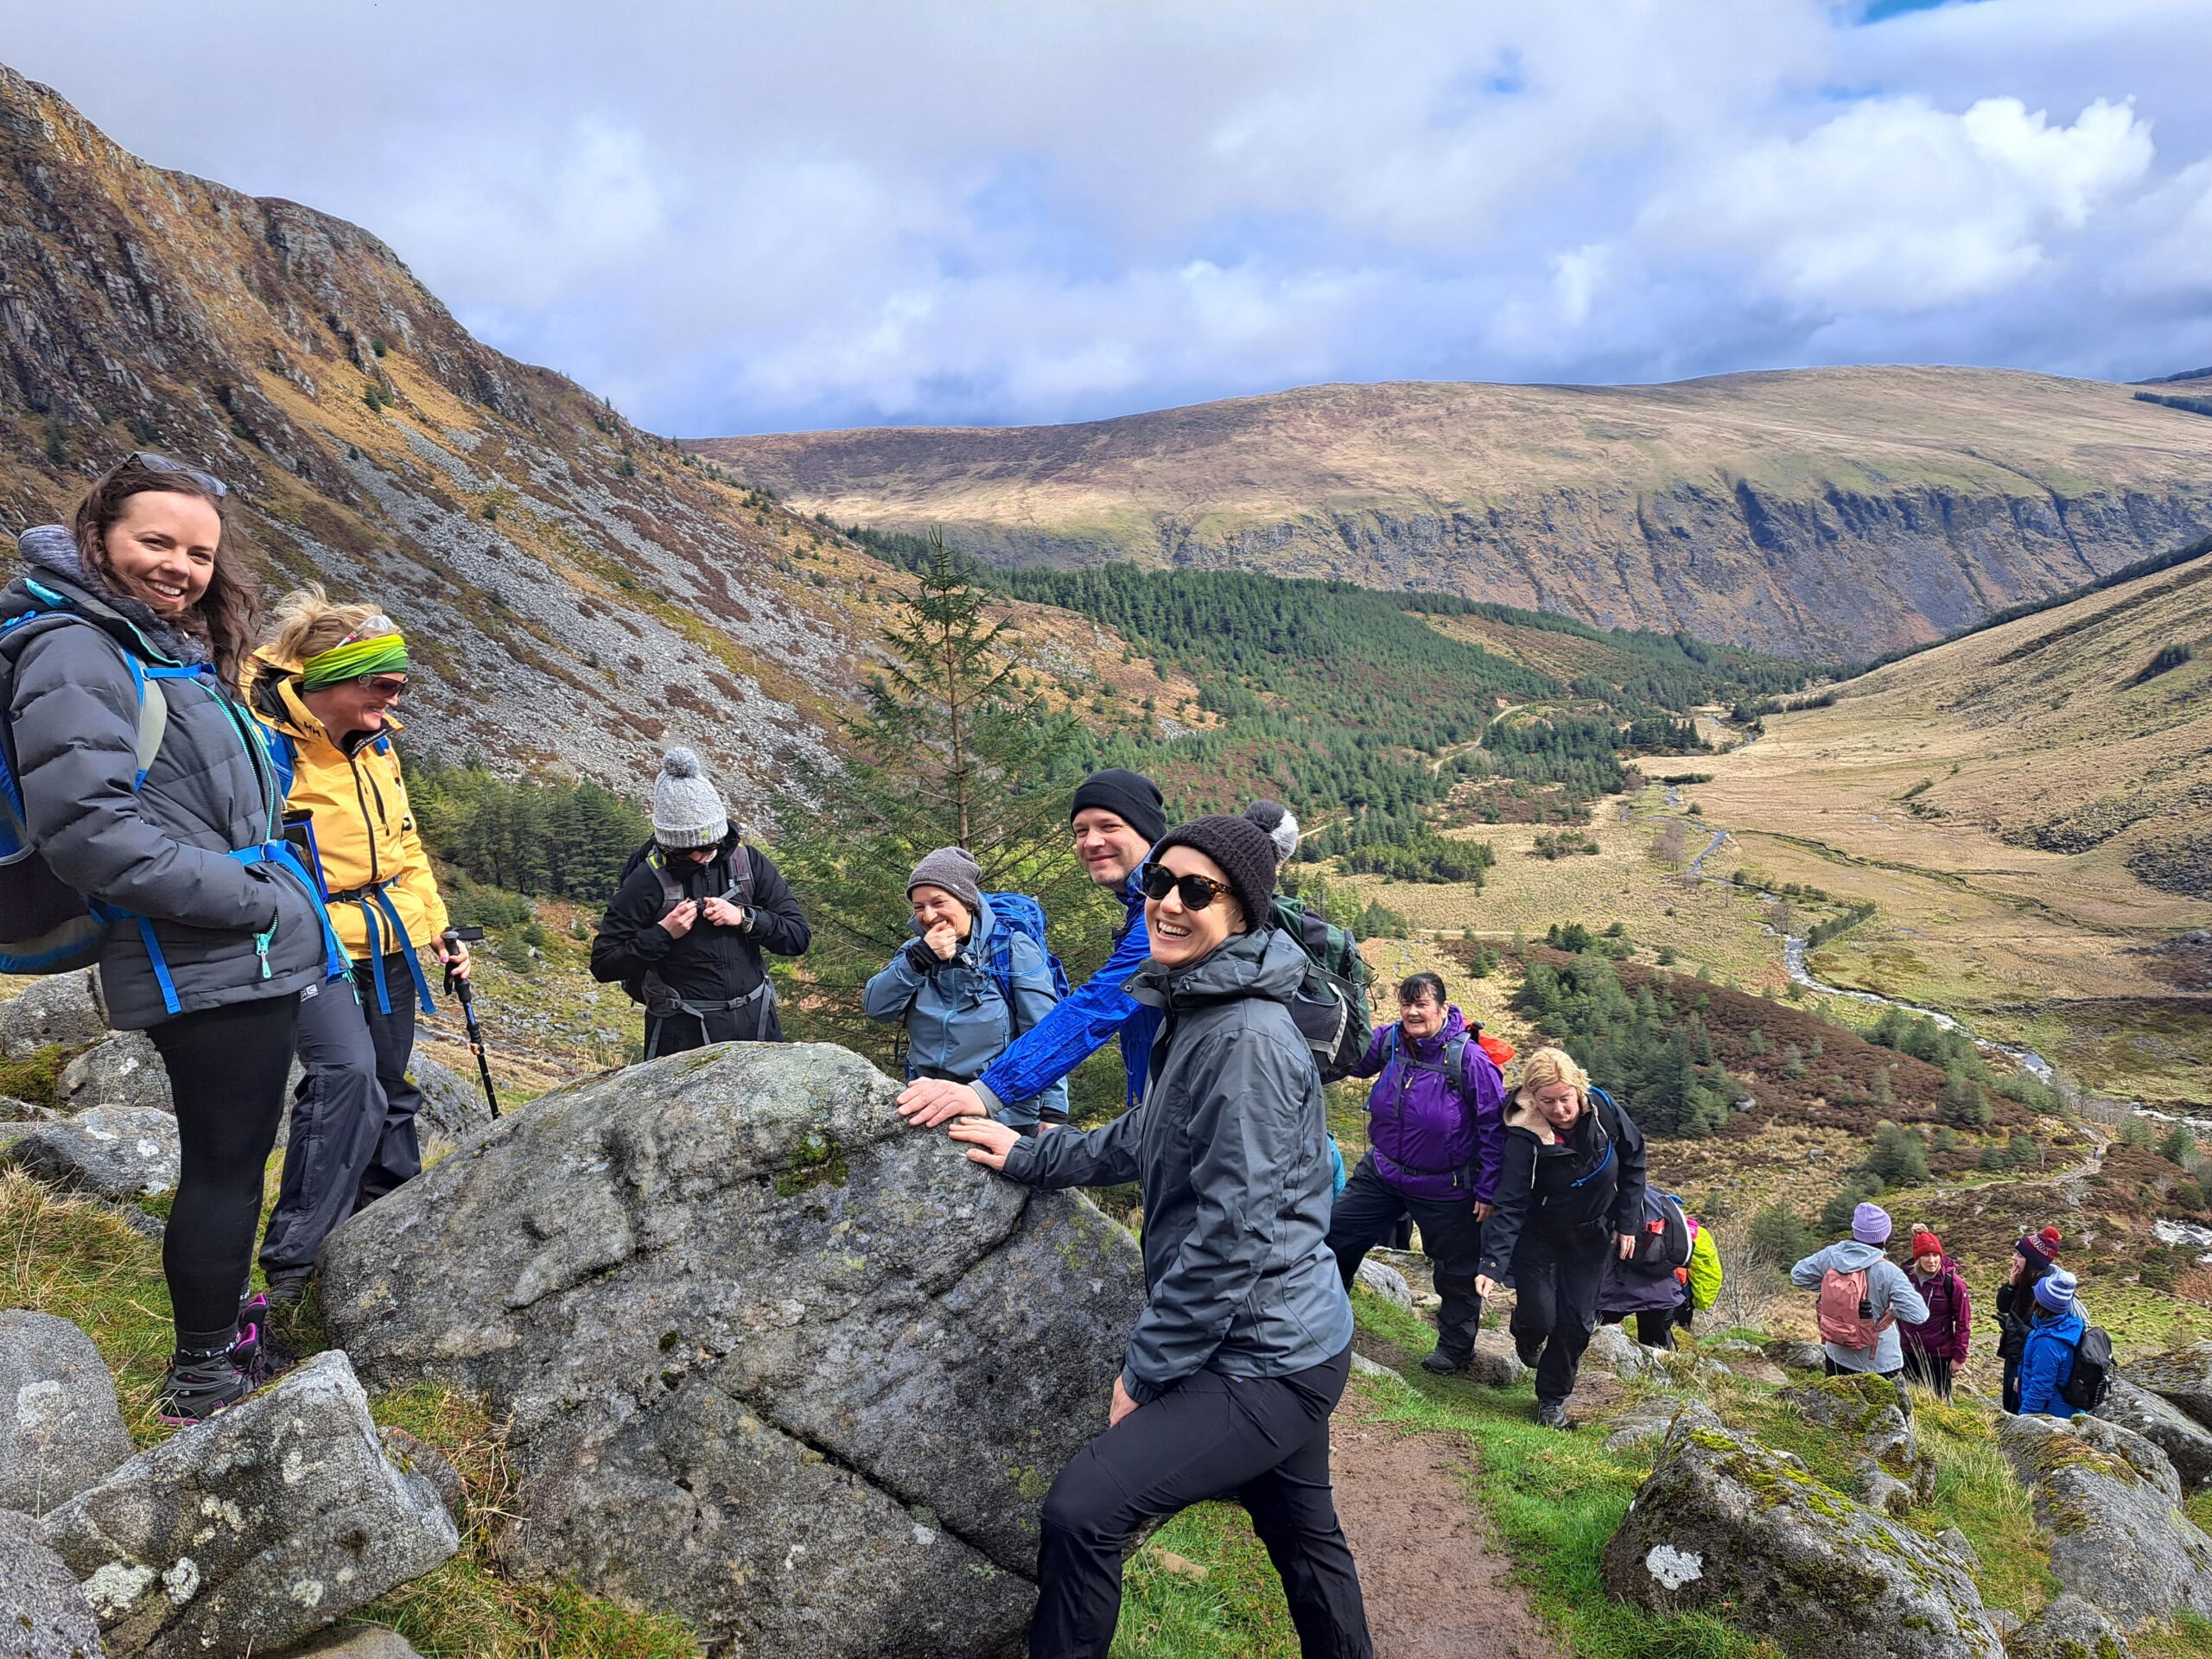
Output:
[148, 992, 302, 1351]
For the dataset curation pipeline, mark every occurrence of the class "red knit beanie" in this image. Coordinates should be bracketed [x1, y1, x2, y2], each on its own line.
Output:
[2018, 1225, 2062, 1265]
[1910, 1230, 1942, 1259]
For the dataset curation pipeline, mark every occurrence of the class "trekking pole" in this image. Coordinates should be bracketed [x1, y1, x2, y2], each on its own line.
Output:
[441, 926, 501, 1119]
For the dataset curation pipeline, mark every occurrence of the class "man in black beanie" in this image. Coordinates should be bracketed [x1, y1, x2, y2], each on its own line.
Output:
[899, 767, 1170, 1128]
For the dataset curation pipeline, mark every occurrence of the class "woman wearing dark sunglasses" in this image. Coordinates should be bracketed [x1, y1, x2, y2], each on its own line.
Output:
[2, 454, 338, 1422]
[243, 587, 467, 1305]
[949, 815, 1370, 1659]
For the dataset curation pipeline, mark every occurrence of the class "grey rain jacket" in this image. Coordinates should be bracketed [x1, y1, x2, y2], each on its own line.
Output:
[0, 529, 328, 1028]
[861, 894, 1067, 1127]
[999, 926, 1352, 1404]
[1789, 1240, 1930, 1374]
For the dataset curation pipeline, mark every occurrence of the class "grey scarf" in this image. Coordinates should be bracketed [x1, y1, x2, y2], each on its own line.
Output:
[16, 524, 211, 665]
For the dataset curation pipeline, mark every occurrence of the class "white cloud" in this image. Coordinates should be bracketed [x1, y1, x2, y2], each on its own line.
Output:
[0, 0, 2208, 430]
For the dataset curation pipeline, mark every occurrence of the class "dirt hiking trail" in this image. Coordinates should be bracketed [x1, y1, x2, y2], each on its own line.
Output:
[1332, 1393, 1568, 1659]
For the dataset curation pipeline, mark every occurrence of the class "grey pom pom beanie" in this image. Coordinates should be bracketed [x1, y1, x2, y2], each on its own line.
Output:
[907, 846, 984, 916]
[1243, 799, 1300, 862]
[652, 747, 729, 849]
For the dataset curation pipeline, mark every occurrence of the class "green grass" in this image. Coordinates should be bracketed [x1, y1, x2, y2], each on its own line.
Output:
[0, 1041, 77, 1110]
[1114, 1506, 1302, 1657]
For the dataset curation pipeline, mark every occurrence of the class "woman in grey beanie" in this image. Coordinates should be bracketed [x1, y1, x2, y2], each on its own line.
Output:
[590, 749, 811, 1055]
[863, 848, 1068, 1129]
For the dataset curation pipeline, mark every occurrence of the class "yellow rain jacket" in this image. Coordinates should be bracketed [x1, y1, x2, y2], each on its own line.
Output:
[243, 651, 448, 1002]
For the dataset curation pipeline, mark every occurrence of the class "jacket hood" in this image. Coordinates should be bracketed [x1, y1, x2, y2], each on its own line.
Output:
[1505, 1084, 1605, 1141]
[1129, 924, 1306, 1007]
[15, 524, 209, 666]
[1820, 1240, 1891, 1271]
[1402, 1004, 1470, 1056]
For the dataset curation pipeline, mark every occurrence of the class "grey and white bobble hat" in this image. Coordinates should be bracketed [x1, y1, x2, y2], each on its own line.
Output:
[1243, 798, 1301, 862]
[652, 747, 730, 849]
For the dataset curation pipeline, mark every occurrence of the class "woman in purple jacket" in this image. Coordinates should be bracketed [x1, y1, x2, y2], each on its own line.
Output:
[1325, 973, 1506, 1375]
[1900, 1228, 1973, 1402]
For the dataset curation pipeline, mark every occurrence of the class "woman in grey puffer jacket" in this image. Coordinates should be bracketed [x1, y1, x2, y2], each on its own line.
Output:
[3, 454, 334, 1424]
[948, 814, 1371, 1659]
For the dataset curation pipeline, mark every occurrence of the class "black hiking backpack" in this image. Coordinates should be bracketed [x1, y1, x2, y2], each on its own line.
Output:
[1626, 1187, 1694, 1275]
[1268, 893, 1375, 1083]
[2061, 1325, 2114, 1413]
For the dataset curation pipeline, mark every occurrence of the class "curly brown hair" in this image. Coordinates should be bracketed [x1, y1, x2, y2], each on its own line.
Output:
[71, 453, 262, 690]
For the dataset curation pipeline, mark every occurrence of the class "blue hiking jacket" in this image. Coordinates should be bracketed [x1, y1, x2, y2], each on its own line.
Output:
[862, 894, 1067, 1128]
[2018, 1304, 2085, 1415]
[973, 865, 1160, 1116]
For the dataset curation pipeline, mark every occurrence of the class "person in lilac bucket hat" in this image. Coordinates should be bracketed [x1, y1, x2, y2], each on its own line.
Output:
[1789, 1199, 1929, 1385]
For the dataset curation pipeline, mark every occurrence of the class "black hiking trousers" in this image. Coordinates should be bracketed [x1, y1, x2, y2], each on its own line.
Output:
[1508, 1224, 1611, 1407]
[1032, 1345, 1371, 1659]
[1325, 1152, 1484, 1361]
[1599, 1308, 1677, 1351]
[150, 991, 302, 1351]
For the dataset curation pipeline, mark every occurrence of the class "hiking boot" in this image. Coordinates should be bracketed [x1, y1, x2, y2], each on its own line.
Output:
[1535, 1398, 1571, 1431]
[1420, 1347, 1469, 1376]
[260, 1272, 313, 1309]
[156, 1326, 270, 1427]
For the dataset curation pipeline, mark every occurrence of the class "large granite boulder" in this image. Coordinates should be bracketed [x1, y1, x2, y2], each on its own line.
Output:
[0, 1109, 179, 1202]
[2124, 1342, 2212, 1429]
[1604, 1395, 1724, 1454]
[2099, 1376, 2212, 1492]
[1600, 1421, 2004, 1658]
[58, 1038, 168, 1116]
[1352, 1258, 1412, 1308]
[405, 1052, 488, 1148]
[0, 971, 106, 1058]
[1782, 1371, 1935, 1512]
[39, 1351, 457, 1659]
[321, 1043, 1150, 1659]
[1997, 1410, 2212, 1630]
[0, 1313, 133, 1516]
[0, 1506, 103, 1659]
[1584, 1320, 1667, 1381]
[2002, 1592, 2130, 1659]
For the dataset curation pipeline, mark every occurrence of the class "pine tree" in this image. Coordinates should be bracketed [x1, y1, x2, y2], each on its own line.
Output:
[776, 531, 1114, 1057]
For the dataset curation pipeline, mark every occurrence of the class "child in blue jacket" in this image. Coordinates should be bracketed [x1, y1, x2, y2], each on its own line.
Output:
[2016, 1269, 2085, 1416]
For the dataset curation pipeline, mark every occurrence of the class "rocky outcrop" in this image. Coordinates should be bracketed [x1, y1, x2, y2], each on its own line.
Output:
[2002, 1593, 2131, 1659]
[1782, 1373, 1935, 1514]
[58, 1039, 168, 1116]
[321, 1043, 1150, 1659]
[0, 972, 106, 1058]
[1604, 1396, 1724, 1454]
[0, 1312, 133, 1517]
[39, 1351, 457, 1659]
[2098, 1376, 2212, 1492]
[407, 1054, 488, 1148]
[270, 1629, 423, 1659]
[1353, 1258, 1412, 1308]
[0, 1109, 178, 1201]
[2123, 1342, 2212, 1429]
[0, 1507, 103, 1659]
[1600, 1421, 2004, 1658]
[1997, 1411, 2212, 1630]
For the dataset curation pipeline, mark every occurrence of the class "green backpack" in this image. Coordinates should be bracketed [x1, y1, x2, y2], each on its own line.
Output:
[1268, 894, 1374, 1082]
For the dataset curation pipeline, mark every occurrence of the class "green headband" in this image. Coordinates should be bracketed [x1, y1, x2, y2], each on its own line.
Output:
[299, 632, 410, 690]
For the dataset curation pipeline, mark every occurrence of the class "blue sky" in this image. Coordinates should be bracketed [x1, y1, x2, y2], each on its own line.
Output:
[3, 1, 2209, 435]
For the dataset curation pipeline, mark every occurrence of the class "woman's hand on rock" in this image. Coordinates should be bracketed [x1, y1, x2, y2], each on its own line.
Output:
[947, 1116, 1018, 1171]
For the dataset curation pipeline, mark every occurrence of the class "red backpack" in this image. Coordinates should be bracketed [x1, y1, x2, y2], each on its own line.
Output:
[1817, 1266, 1894, 1351]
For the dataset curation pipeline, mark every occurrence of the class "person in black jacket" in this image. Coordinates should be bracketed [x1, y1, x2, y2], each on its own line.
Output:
[588, 748, 809, 1056]
[1473, 1046, 1646, 1429]
[1995, 1224, 2063, 1414]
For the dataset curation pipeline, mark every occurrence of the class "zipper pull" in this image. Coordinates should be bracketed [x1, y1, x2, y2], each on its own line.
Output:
[254, 928, 274, 980]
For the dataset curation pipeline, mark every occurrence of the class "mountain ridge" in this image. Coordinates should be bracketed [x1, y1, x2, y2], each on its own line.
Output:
[697, 367, 2212, 661]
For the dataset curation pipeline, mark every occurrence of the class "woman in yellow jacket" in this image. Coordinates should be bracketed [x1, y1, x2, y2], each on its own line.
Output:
[247, 587, 466, 1302]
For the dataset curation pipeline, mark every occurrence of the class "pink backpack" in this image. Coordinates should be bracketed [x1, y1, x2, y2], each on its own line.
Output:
[1818, 1266, 1895, 1350]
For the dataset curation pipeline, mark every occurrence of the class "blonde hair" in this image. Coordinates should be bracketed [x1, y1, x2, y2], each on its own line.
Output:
[263, 583, 397, 668]
[1514, 1046, 1590, 1110]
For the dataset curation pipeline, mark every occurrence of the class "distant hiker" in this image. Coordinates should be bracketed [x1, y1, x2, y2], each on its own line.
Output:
[863, 846, 1067, 1130]
[1898, 1229, 1973, 1403]
[1995, 1225, 2063, 1414]
[1674, 1210, 1724, 1338]
[2015, 1269, 2087, 1416]
[895, 768, 1175, 1128]
[589, 748, 809, 1056]
[1598, 1188, 1698, 1351]
[0, 454, 343, 1423]
[943, 815, 1371, 1658]
[1789, 1203, 1929, 1389]
[245, 587, 467, 1306]
[1325, 972, 1507, 1375]
[1473, 1046, 1649, 1429]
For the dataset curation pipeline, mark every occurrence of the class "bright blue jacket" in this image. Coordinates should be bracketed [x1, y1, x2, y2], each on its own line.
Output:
[862, 894, 1067, 1128]
[2018, 1304, 2085, 1415]
[973, 866, 1160, 1116]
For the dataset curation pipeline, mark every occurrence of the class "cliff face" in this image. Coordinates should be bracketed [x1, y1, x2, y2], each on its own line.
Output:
[0, 64, 883, 805]
[701, 372, 2212, 662]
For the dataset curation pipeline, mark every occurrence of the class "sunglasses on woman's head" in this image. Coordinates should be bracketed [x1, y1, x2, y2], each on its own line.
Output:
[357, 674, 407, 697]
[1141, 864, 1233, 910]
[130, 451, 228, 499]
